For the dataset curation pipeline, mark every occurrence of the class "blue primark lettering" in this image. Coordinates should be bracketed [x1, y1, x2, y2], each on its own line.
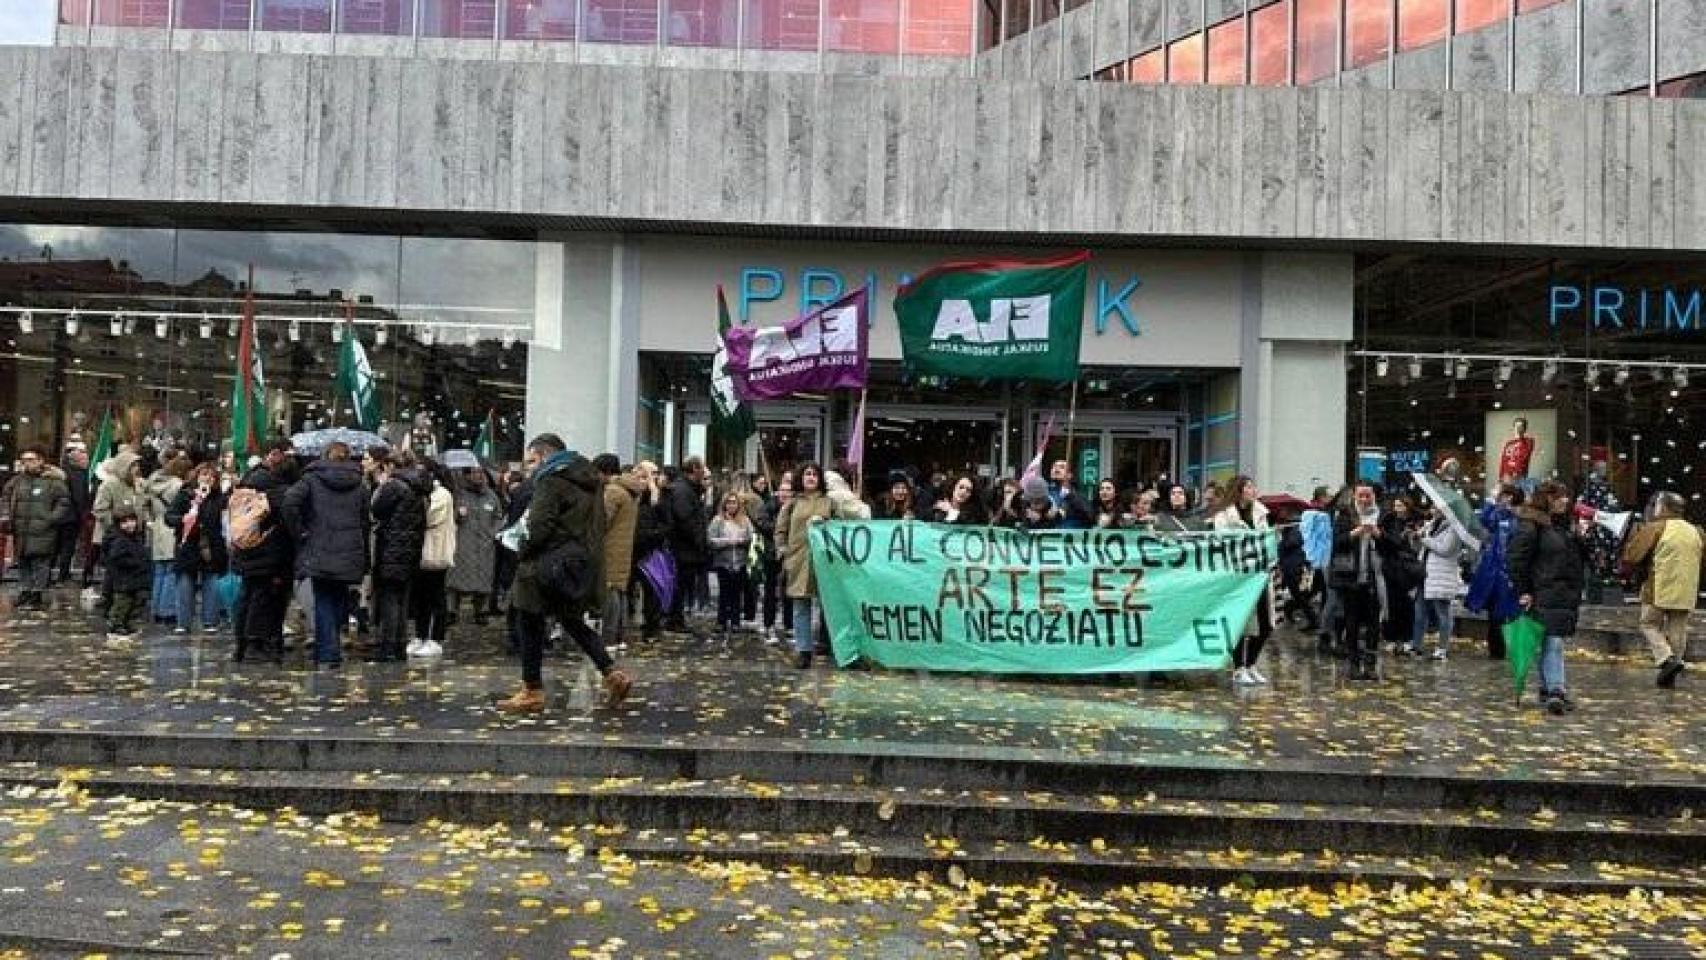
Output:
[1667, 289, 1703, 331]
[740, 268, 785, 322]
[1095, 276, 1142, 335]
[1548, 285, 1582, 327]
[1594, 286, 1625, 328]
[800, 268, 845, 313]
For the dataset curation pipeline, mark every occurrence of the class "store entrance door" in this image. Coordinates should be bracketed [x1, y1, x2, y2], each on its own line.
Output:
[861, 404, 1004, 495]
[750, 404, 826, 482]
[1035, 414, 1182, 497]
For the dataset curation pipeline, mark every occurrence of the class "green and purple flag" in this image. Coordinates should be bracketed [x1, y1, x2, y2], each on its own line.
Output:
[711, 285, 757, 444]
[230, 273, 267, 458]
[721, 287, 870, 401]
[894, 251, 1090, 382]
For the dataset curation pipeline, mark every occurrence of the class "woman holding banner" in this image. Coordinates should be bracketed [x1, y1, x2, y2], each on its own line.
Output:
[1154, 484, 1203, 535]
[783, 464, 834, 670]
[931, 475, 988, 526]
[1213, 476, 1276, 686]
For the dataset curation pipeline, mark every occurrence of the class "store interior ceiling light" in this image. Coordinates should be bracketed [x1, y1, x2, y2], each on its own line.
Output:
[228, 317, 241, 337]
[1375, 356, 1389, 377]
[17, 310, 34, 334]
[1496, 359, 1514, 382]
[1615, 365, 1631, 385]
[199, 314, 213, 339]
[331, 322, 343, 343]
[1676, 366, 1690, 389]
[1453, 358, 1470, 380]
[109, 314, 123, 336]
[154, 315, 169, 339]
[64, 311, 79, 337]
[288, 319, 301, 343]
[122, 314, 136, 335]
[1542, 359, 1558, 383]
[375, 326, 388, 346]
[1406, 357, 1423, 379]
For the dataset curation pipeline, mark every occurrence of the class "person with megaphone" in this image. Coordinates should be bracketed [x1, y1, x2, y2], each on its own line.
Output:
[1620, 492, 1702, 689]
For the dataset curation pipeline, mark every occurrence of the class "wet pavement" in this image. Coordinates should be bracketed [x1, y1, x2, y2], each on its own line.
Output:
[1, 587, 1703, 785]
[0, 788, 1703, 960]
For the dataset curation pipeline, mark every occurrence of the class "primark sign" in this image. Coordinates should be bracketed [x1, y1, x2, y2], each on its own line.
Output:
[737, 265, 1146, 336]
[1549, 284, 1704, 331]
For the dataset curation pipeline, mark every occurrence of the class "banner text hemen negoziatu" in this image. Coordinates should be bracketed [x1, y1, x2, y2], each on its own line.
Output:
[809, 521, 1276, 674]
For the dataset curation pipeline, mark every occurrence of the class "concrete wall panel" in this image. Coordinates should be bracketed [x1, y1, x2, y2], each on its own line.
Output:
[3, 47, 1705, 254]
[1094, 0, 1133, 69]
[1130, 0, 1163, 52]
[1582, 0, 1648, 94]
[1393, 43, 1445, 91]
[1451, 23, 1509, 91]
[1064, 5, 1097, 78]
[1513, 0, 1576, 94]
[1657, 0, 1706, 82]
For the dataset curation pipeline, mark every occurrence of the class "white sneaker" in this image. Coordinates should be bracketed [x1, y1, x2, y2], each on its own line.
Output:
[416, 640, 444, 658]
[172, 627, 188, 635]
[1232, 667, 1255, 685]
[1247, 666, 1269, 684]
[105, 632, 130, 645]
[405, 638, 426, 658]
[1430, 648, 1448, 661]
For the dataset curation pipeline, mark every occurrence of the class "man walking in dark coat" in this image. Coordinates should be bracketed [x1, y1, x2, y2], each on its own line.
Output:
[499, 434, 632, 715]
[283, 442, 370, 668]
[662, 456, 710, 634]
[230, 440, 297, 663]
[368, 449, 427, 663]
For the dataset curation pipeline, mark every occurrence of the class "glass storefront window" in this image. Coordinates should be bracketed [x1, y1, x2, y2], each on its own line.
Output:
[176, 0, 254, 29]
[1207, 17, 1246, 85]
[339, 0, 415, 35]
[1002, 0, 1028, 40]
[905, 0, 973, 55]
[978, 0, 1001, 49]
[1250, 0, 1290, 85]
[1398, 0, 1445, 50]
[420, 0, 499, 38]
[1295, 0, 1338, 83]
[1345, 0, 1390, 68]
[1167, 32, 1204, 83]
[93, 0, 169, 26]
[1515, 0, 1560, 12]
[1454, 0, 1505, 34]
[744, 0, 818, 49]
[1657, 72, 1706, 98]
[60, 0, 90, 25]
[667, 0, 738, 45]
[1129, 47, 1164, 83]
[0, 224, 532, 473]
[825, 0, 899, 54]
[258, 0, 331, 32]
[1034, 0, 1061, 26]
[503, 0, 576, 39]
[586, 0, 660, 41]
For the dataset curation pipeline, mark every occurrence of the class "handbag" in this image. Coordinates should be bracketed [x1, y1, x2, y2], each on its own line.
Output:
[538, 537, 595, 605]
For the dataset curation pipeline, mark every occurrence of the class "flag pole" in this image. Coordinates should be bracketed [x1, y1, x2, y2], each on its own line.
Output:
[851, 387, 868, 499]
[1064, 376, 1081, 479]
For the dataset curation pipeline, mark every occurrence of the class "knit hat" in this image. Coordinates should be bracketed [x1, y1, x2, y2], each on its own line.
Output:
[1021, 475, 1049, 504]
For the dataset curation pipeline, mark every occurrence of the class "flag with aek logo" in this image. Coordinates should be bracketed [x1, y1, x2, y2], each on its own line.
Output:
[711, 284, 757, 444]
[336, 321, 382, 430]
[894, 252, 1089, 382]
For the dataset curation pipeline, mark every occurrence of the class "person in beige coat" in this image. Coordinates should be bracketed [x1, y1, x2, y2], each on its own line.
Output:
[595, 455, 645, 649]
[1622, 491, 1703, 688]
[781, 465, 870, 670]
[409, 462, 458, 658]
[1212, 475, 1275, 686]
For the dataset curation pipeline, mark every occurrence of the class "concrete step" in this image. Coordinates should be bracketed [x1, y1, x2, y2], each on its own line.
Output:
[8, 764, 1706, 873]
[3, 726, 1702, 819]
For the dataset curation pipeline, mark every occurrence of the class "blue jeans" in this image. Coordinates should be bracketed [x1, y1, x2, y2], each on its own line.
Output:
[1540, 635, 1568, 693]
[150, 562, 177, 620]
[311, 577, 350, 665]
[792, 598, 815, 654]
[175, 571, 221, 631]
[1412, 596, 1454, 652]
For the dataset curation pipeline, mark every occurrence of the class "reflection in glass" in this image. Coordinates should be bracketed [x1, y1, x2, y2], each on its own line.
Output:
[60, 0, 90, 25]
[1168, 33, 1204, 83]
[825, 0, 899, 53]
[1345, 0, 1390, 68]
[1250, 0, 1290, 85]
[583, 0, 659, 41]
[176, 0, 253, 29]
[1207, 17, 1246, 85]
[1657, 72, 1706, 98]
[420, 0, 499, 37]
[503, 0, 576, 39]
[1516, 0, 1562, 10]
[257, 0, 332, 31]
[1002, 0, 1029, 40]
[1129, 47, 1164, 83]
[744, 0, 819, 49]
[1398, 0, 1446, 50]
[978, 0, 1000, 49]
[905, 0, 972, 55]
[1295, 0, 1338, 83]
[93, 0, 169, 26]
[340, 0, 415, 35]
[1454, 0, 1504, 34]
[667, 0, 738, 45]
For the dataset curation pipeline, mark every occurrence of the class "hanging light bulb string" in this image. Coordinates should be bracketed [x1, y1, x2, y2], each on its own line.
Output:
[1352, 350, 1706, 376]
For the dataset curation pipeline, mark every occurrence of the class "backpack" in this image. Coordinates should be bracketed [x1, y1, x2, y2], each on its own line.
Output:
[227, 487, 272, 552]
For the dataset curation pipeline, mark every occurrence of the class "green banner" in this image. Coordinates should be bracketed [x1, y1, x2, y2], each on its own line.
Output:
[894, 252, 1089, 382]
[810, 521, 1275, 674]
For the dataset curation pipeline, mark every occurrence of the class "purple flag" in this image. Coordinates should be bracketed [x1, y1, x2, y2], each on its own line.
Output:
[721, 288, 870, 401]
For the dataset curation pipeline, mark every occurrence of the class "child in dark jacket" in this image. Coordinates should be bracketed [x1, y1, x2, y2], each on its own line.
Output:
[104, 508, 153, 642]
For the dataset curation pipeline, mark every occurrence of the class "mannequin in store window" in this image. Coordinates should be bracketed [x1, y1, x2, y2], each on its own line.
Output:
[1498, 417, 1536, 488]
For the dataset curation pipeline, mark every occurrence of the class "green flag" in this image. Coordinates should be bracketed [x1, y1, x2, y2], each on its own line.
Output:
[1504, 613, 1546, 703]
[473, 409, 496, 462]
[711, 284, 756, 444]
[336, 322, 381, 430]
[88, 408, 115, 471]
[895, 251, 1089, 382]
[230, 279, 267, 457]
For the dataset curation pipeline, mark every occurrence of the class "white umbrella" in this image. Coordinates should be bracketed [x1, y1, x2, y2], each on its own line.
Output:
[1412, 472, 1485, 551]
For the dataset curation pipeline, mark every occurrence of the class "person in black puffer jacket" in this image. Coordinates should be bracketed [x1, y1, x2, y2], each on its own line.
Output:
[166, 462, 230, 636]
[1506, 481, 1588, 716]
[368, 449, 429, 662]
[102, 507, 153, 640]
[662, 457, 710, 633]
[230, 440, 298, 663]
[283, 443, 371, 667]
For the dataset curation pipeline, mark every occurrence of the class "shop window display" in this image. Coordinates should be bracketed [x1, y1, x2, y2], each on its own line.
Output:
[0, 224, 531, 476]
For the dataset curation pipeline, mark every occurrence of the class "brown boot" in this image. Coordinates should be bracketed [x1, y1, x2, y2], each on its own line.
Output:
[602, 669, 633, 705]
[498, 685, 545, 714]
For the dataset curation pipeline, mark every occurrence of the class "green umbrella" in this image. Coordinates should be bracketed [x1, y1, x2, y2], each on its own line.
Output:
[1504, 613, 1546, 704]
